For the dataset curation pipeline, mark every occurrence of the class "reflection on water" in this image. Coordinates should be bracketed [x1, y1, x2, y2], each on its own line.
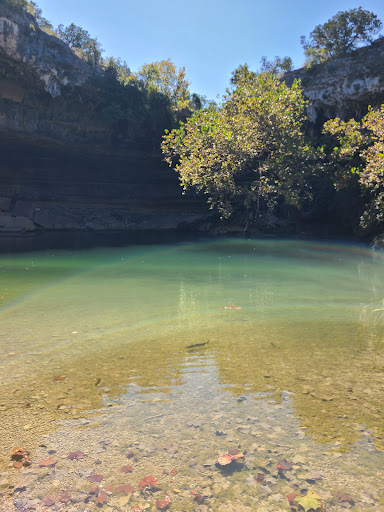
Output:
[1, 239, 384, 510]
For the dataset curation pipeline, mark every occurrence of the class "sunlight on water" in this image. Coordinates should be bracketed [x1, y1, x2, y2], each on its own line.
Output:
[1, 239, 384, 511]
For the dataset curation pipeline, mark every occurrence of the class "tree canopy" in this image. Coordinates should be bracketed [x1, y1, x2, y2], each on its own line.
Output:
[57, 23, 102, 65]
[301, 7, 382, 66]
[162, 70, 316, 225]
[324, 105, 384, 230]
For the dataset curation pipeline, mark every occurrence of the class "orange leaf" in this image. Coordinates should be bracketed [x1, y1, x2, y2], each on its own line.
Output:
[121, 465, 133, 473]
[13, 461, 23, 469]
[39, 459, 56, 467]
[217, 455, 232, 466]
[139, 474, 158, 489]
[156, 495, 171, 509]
[96, 491, 109, 504]
[53, 376, 66, 381]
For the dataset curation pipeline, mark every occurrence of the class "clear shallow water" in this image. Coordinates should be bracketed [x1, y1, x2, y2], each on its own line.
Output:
[1, 239, 384, 511]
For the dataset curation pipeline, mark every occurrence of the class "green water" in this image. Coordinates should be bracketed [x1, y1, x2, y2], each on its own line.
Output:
[1, 238, 384, 511]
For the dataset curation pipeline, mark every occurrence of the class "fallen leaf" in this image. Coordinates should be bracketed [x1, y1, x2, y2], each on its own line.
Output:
[121, 465, 133, 473]
[89, 487, 100, 496]
[217, 454, 232, 465]
[116, 484, 134, 494]
[41, 495, 56, 507]
[286, 492, 298, 504]
[39, 459, 56, 467]
[88, 474, 103, 482]
[13, 461, 23, 469]
[21, 403, 31, 409]
[336, 491, 354, 504]
[191, 491, 205, 503]
[59, 494, 71, 503]
[170, 468, 178, 476]
[222, 305, 242, 309]
[53, 376, 66, 381]
[277, 459, 293, 471]
[67, 451, 85, 460]
[217, 449, 245, 465]
[156, 495, 171, 509]
[126, 451, 134, 459]
[295, 490, 322, 512]
[96, 491, 109, 504]
[105, 485, 114, 492]
[139, 474, 158, 489]
[256, 473, 265, 482]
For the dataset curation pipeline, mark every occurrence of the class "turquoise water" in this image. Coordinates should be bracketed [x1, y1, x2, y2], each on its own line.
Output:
[1, 239, 384, 511]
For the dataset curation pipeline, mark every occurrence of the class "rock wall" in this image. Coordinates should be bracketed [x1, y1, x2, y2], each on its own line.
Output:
[0, 4, 206, 234]
[284, 37, 384, 131]
[1, 4, 384, 235]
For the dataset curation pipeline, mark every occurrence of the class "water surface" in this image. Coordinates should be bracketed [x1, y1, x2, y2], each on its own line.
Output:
[1, 239, 384, 511]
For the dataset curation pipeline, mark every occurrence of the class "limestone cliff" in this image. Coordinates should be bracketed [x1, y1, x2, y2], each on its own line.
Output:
[0, 3, 205, 235]
[284, 37, 384, 131]
[1, 3, 384, 236]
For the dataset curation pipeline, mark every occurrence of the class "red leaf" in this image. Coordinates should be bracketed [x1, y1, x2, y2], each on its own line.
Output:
[126, 451, 134, 459]
[41, 495, 56, 507]
[67, 451, 85, 460]
[227, 449, 240, 456]
[96, 491, 109, 504]
[89, 487, 100, 496]
[39, 459, 56, 467]
[156, 495, 171, 509]
[105, 485, 114, 492]
[277, 459, 293, 471]
[59, 494, 71, 503]
[139, 474, 158, 489]
[191, 491, 205, 503]
[286, 492, 298, 504]
[13, 461, 23, 469]
[87, 474, 103, 483]
[336, 492, 354, 504]
[121, 465, 133, 473]
[116, 484, 134, 495]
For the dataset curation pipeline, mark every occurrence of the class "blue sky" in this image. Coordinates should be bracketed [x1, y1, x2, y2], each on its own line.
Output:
[35, 0, 384, 100]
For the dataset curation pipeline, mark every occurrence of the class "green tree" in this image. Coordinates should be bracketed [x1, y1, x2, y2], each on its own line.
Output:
[57, 23, 102, 65]
[130, 59, 190, 109]
[324, 105, 384, 229]
[162, 70, 315, 225]
[301, 8, 382, 66]
[2, 0, 28, 10]
[27, 1, 55, 35]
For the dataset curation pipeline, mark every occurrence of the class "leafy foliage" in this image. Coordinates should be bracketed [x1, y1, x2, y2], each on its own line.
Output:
[1, 0, 28, 10]
[301, 8, 382, 66]
[26, 1, 55, 34]
[323, 105, 384, 229]
[162, 69, 316, 225]
[57, 23, 103, 65]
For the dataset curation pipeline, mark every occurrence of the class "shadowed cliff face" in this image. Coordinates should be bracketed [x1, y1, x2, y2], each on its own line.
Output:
[284, 37, 384, 133]
[1, 5, 384, 235]
[0, 4, 207, 234]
